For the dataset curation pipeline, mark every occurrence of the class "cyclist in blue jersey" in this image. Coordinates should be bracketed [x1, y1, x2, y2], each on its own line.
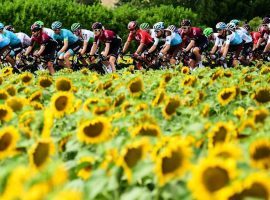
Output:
[220, 23, 243, 67]
[51, 21, 82, 68]
[160, 25, 182, 64]
[0, 23, 17, 68]
[2, 24, 22, 57]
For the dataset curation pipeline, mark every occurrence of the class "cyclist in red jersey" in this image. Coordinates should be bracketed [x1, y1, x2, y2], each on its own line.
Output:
[179, 19, 208, 70]
[122, 21, 153, 57]
[24, 23, 57, 74]
[256, 17, 270, 55]
[89, 22, 122, 72]
[251, 31, 261, 50]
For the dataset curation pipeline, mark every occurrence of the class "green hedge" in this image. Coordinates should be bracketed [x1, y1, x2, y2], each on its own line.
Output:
[0, 0, 197, 40]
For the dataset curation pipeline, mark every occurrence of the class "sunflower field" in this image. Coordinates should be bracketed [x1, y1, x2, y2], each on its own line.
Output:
[0, 63, 270, 200]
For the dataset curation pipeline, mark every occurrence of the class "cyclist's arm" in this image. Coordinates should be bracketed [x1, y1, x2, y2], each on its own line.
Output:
[222, 43, 229, 58]
[123, 41, 130, 53]
[80, 40, 88, 55]
[135, 43, 145, 54]
[25, 45, 33, 55]
[102, 42, 110, 57]
[264, 41, 270, 53]
[60, 39, 68, 53]
[89, 42, 98, 56]
[148, 37, 159, 53]
[36, 45, 46, 56]
[256, 37, 264, 49]
[185, 39, 195, 52]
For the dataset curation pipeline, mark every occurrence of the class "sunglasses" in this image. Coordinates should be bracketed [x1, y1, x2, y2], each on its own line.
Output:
[181, 26, 189, 30]
[155, 30, 161, 33]
[262, 24, 268, 27]
[217, 29, 223, 32]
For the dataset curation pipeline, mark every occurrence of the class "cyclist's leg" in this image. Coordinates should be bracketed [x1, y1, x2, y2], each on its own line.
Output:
[64, 51, 72, 68]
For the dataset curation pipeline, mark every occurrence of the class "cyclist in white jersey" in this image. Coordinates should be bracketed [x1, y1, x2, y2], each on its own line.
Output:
[35, 20, 54, 38]
[71, 23, 94, 56]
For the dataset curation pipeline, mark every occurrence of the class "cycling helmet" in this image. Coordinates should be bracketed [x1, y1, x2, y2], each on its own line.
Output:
[216, 22, 227, 30]
[139, 23, 150, 30]
[230, 19, 240, 26]
[262, 17, 270, 24]
[51, 21, 62, 30]
[181, 19, 191, 27]
[243, 24, 251, 32]
[153, 22, 165, 31]
[31, 23, 42, 32]
[165, 25, 177, 33]
[35, 20, 44, 26]
[5, 25, 15, 32]
[71, 23, 81, 32]
[226, 23, 236, 31]
[203, 27, 213, 37]
[92, 22, 103, 30]
[128, 21, 138, 30]
[0, 23, 4, 29]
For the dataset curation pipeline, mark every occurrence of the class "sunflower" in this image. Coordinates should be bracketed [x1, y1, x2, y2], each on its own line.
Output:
[20, 72, 33, 85]
[0, 126, 20, 160]
[233, 107, 245, 119]
[28, 138, 55, 169]
[218, 173, 270, 200]
[0, 104, 13, 122]
[182, 75, 196, 87]
[1, 67, 13, 76]
[118, 138, 149, 183]
[155, 139, 191, 185]
[28, 90, 42, 102]
[5, 85, 16, 96]
[80, 67, 90, 75]
[208, 122, 237, 148]
[252, 108, 269, 124]
[50, 92, 74, 118]
[211, 69, 224, 81]
[77, 117, 111, 144]
[55, 77, 73, 92]
[0, 89, 9, 100]
[82, 98, 99, 112]
[152, 89, 165, 106]
[249, 138, 270, 169]
[6, 96, 27, 112]
[58, 135, 72, 152]
[201, 104, 210, 117]
[30, 101, 44, 110]
[188, 158, 237, 200]
[38, 76, 53, 88]
[162, 72, 173, 83]
[113, 94, 125, 107]
[237, 118, 256, 136]
[102, 80, 113, 90]
[131, 123, 162, 137]
[260, 66, 270, 75]
[41, 109, 54, 138]
[162, 96, 181, 119]
[93, 105, 110, 115]
[224, 70, 233, 78]
[253, 87, 270, 104]
[0, 76, 3, 85]
[181, 66, 190, 74]
[128, 76, 144, 96]
[208, 143, 242, 160]
[77, 156, 95, 180]
[53, 190, 83, 200]
[217, 87, 237, 106]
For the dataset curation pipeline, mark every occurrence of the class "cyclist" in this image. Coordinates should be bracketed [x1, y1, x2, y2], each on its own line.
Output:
[146, 22, 166, 54]
[203, 28, 215, 44]
[123, 21, 153, 57]
[256, 17, 270, 57]
[239, 24, 253, 64]
[159, 25, 182, 65]
[35, 20, 54, 38]
[24, 23, 58, 74]
[179, 19, 208, 69]
[2, 24, 22, 57]
[51, 21, 82, 69]
[5, 25, 31, 48]
[0, 23, 17, 68]
[71, 23, 94, 56]
[220, 23, 243, 67]
[207, 23, 226, 61]
[89, 22, 122, 72]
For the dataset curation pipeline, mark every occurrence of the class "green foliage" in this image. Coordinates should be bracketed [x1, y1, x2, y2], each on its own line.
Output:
[248, 17, 262, 31]
[0, 0, 197, 40]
